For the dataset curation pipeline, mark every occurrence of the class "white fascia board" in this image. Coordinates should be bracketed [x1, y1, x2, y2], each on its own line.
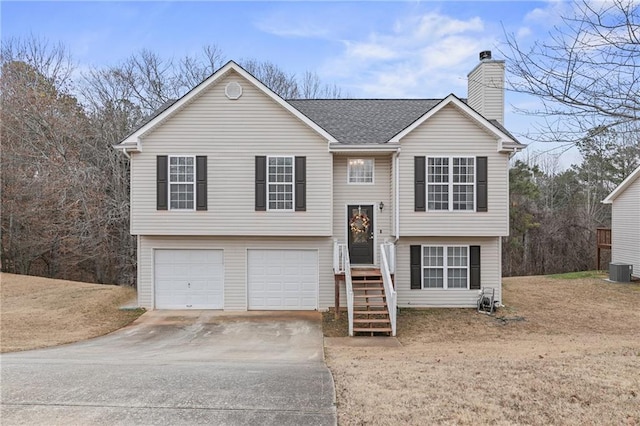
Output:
[113, 141, 141, 152]
[602, 165, 640, 204]
[328, 143, 401, 153]
[118, 61, 337, 147]
[389, 94, 518, 148]
[498, 141, 527, 153]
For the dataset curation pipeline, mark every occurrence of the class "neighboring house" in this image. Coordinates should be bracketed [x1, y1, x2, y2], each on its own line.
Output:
[115, 50, 524, 315]
[602, 165, 640, 278]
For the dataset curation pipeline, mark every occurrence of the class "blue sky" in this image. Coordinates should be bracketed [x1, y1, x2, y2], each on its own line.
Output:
[2, 1, 579, 165]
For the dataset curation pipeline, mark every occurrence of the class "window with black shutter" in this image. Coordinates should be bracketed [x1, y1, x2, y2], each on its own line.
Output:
[157, 156, 168, 210]
[412, 245, 479, 289]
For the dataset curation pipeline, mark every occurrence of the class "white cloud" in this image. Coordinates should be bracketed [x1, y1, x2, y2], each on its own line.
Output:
[255, 22, 330, 39]
[524, 1, 573, 26]
[344, 41, 398, 61]
[320, 10, 495, 98]
[254, 9, 332, 39]
[411, 14, 484, 39]
[517, 27, 532, 38]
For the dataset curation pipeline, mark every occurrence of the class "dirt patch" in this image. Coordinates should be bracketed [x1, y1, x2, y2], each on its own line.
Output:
[325, 275, 640, 425]
[0, 273, 144, 352]
[322, 308, 350, 337]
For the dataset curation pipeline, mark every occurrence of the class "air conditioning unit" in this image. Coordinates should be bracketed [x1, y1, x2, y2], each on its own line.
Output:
[609, 263, 632, 282]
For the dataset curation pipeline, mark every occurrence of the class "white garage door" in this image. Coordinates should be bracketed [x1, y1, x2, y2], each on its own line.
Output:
[154, 249, 224, 309]
[247, 249, 318, 310]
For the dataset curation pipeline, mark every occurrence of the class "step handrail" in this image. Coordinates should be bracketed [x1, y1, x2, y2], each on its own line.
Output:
[341, 244, 354, 336]
[382, 241, 395, 274]
[380, 242, 397, 336]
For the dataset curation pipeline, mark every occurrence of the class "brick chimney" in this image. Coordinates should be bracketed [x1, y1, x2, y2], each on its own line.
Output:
[467, 50, 505, 125]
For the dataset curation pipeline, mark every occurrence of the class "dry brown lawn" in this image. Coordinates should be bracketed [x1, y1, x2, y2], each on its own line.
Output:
[324, 275, 640, 425]
[0, 273, 143, 353]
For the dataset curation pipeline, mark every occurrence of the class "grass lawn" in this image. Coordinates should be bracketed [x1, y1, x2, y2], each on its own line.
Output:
[323, 274, 640, 425]
[0, 273, 144, 353]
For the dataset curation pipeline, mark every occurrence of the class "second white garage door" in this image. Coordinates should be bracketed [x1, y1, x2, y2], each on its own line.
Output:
[247, 249, 318, 310]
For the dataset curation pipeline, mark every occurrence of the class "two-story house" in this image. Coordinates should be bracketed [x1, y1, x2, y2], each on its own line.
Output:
[115, 51, 524, 334]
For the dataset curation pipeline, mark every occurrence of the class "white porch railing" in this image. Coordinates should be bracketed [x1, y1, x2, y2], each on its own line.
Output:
[333, 240, 347, 274]
[381, 241, 396, 274]
[380, 242, 397, 336]
[333, 241, 354, 336]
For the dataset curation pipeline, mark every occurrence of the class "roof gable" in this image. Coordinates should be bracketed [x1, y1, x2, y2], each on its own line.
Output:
[603, 165, 640, 203]
[115, 61, 337, 151]
[389, 94, 524, 151]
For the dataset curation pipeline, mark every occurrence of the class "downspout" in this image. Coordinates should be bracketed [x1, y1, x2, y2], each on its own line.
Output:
[121, 148, 131, 160]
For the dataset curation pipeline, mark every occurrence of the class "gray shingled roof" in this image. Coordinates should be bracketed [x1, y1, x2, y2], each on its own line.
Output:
[288, 99, 442, 144]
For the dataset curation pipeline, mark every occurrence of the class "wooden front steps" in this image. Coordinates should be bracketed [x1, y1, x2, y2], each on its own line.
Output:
[351, 268, 392, 336]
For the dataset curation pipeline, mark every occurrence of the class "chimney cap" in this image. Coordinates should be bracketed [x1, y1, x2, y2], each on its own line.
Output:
[479, 50, 492, 61]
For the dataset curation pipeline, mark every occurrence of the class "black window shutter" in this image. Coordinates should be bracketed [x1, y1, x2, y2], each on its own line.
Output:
[295, 156, 306, 211]
[195, 156, 207, 211]
[470, 245, 481, 289]
[415, 156, 426, 212]
[476, 157, 487, 212]
[410, 245, 422, 289]
[157, 156, 168, 210]
[255, 156, 267, 211]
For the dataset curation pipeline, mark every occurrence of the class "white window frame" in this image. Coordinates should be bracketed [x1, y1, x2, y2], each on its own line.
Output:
[266, 155, 295, 212]
[421, 245, 470, 290]
[427, 156, 476, 211]
[347, 158, 375, 184]
[168, 155, 196, 211]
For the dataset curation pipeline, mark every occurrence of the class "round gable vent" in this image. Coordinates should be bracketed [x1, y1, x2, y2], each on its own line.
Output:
[225, 82, 243, 100]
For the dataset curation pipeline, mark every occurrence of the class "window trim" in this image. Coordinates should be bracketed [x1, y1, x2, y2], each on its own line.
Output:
[347, 158, 375, 185]
[266, 155, 295, 212]
[426, 156, 476, 212]
[168, 155, 196, 211]
[421, 245, 470, 290]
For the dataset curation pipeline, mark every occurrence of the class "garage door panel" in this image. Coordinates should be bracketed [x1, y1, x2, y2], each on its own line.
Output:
[155, 250, 176, 263]
[283, 266, 300, 275]
[267, 283, 282, 292]
[247, 249, 318, 310]
[190, 264, 211, 276]
[155, 264, 178, 277]
[156, 278, 186, 290]
[154, 249, 224, 309]
[283, 283, 300, 291]
[189, 280, 210, 291]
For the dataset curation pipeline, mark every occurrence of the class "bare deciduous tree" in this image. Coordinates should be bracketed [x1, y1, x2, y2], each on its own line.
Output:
[504, 133, 639, 277]
[300, 71, 345, 99]
[177, 44, 225, 89]
[502, 0, 639, 143]
[241, 59, 346, 99]
[240, 58, 300, 99]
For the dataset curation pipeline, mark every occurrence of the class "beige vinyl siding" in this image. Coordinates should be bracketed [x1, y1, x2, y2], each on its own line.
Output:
[332, 155, 393, 265]
[611, 177, 640, 277]
[398, 104, 509, 237]
[467, 60, 505, 124]
[395, 237, 501, 307]
[138, 236, 334, 310]
[130, 69, 332, 236]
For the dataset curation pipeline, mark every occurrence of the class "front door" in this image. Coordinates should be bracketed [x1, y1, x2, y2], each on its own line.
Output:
[347, 204, 374, 264]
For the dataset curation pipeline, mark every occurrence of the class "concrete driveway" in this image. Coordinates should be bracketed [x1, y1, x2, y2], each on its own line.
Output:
[0, 311, 336, 425]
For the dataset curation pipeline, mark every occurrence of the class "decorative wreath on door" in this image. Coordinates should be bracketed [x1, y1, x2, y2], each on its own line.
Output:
[350, 212, 370, 234]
